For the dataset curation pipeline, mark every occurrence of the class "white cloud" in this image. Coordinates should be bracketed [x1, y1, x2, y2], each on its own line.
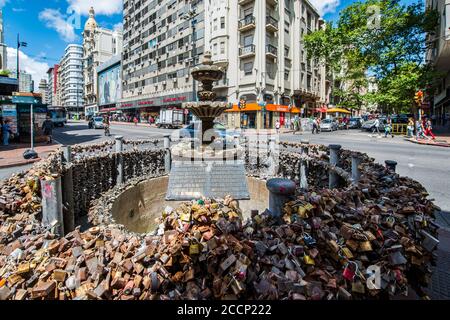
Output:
[0, 0, 8, 9]
[12, 8, 26, 13]
[39, 8, 78, 42]
[310, 0, 340, 16]
[7, 47, 50, 90]
[113, 22, 123, 32]
[67, 0, 122, 16]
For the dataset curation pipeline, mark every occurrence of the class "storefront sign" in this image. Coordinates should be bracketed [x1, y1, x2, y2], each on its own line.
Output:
[1, 105, 18, 134]
[121, 93, 193, 110]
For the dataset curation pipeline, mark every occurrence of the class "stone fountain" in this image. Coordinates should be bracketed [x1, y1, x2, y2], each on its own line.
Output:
[166, 52, 250, 201]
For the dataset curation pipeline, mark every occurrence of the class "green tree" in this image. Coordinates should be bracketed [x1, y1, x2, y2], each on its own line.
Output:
[304, 0, 439, 114]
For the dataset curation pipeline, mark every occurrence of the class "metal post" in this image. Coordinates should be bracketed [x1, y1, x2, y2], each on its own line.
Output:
[164, 135, 172, 174]
[60, 145, 74, 234]
[30, 103, 34, 151]
[385, 160, 397, 173]
[115, 136, 124, 184]
[300, 140, 309, 190]
[234, 134, 239, 161]
[351, 154, 362, 185]
[61, 145, 72, 163]
[266, 178, 296, 218]
[268, 136, 277, 176]
[41, 177, 64, 236]
[329, 144, 342, 189]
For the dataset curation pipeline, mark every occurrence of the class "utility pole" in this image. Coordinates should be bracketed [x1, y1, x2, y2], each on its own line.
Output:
[16, 34, 27, 89]
[182, 6, 198, 124]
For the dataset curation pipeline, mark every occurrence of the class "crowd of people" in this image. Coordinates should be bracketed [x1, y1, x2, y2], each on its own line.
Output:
[410, 117, 436, 141]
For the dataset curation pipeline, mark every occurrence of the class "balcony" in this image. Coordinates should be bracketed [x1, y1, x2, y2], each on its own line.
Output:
[266, 16, 278, 32]
[214, 79, 229, 89]
[239, 16, 256, 32]
[266, 44, 278, 59]
[266, 0, 278, 6]
[239, 0, 254, 5]
[239, 45, 256, 58]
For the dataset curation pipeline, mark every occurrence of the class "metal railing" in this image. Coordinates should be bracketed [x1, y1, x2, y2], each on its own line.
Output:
[239, 44, 256, 56]
[239, 16, 256, 29]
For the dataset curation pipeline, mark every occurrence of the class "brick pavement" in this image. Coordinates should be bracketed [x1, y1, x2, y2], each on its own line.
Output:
[0, 143, 60, 169]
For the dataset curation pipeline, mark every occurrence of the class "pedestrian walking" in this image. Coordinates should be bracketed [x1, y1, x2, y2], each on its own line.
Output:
[2, 119, 12, 146]
[343, 116, 349, 130]
[384, 117, 394, 138]
[416, 120, 426, 140]
[372, 116, 380, 136]
[424, 118, 436, 140]
[312, 118, 319, 134]
[275, 120, 281, 134]
[407, 118, 414, 138]
[133, 116, 138, 126]
[42, 116, 54, 144]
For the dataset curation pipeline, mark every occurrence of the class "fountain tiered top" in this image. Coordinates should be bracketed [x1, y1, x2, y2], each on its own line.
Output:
[182, 52, 231, 143]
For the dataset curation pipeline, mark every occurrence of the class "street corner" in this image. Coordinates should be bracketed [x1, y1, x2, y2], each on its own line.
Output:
[404, 137, 450, 148]
[0, 143, 61, 169]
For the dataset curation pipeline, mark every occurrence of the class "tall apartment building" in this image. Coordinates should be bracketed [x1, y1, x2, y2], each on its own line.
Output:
[46, 65, 60, 106]
[121, 0, 204, 121]
[83, 7, 123, 116]
[38, 79, 48, 104]
[121, 0, 328, 128]
[0, 10, 7, 71]
[59, 44, 84, 116]
[426, 0, 450, 128]
[206, 0, 329, 129]
[10, 70, 34, 92]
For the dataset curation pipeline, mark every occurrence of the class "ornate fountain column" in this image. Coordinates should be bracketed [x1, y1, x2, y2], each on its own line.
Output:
[182, 52, 230, 144]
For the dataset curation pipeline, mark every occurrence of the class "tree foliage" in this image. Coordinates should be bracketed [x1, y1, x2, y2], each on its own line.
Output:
[304, 0, 439, 114]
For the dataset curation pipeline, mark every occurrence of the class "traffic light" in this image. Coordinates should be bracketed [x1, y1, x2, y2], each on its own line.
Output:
[414, 90, 424, 105]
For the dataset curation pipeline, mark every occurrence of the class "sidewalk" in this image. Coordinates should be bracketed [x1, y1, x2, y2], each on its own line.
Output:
[429, 228, 450, 299]
[0, 143, 61, 169]
[405, 136, 450, 148]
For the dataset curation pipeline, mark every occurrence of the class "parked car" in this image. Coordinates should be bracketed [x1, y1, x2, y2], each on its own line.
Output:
[361, 118, 386, 132]
[320, 119, 338, 132]
[348, 117, 363, 129]
[93, 117, 105, 129]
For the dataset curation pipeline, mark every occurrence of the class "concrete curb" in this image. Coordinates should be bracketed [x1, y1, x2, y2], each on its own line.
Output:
[404, 138, 450, 148]
[0, 158, 41, 169]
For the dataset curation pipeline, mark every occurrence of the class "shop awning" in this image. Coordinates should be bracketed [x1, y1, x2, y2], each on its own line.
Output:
[326, 108, 351, 114]
[226, 103, 301, 113]
[99, 108, 117, 113]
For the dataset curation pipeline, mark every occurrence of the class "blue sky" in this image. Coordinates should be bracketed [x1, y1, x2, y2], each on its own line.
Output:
[0, 0, 419, 87]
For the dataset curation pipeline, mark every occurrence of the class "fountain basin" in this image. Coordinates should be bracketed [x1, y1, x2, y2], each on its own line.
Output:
[95, 176, 270, 234]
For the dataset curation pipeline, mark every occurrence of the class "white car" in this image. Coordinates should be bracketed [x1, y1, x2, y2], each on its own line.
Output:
[93, 117, 105, 129]
[320, 119, 338, 132]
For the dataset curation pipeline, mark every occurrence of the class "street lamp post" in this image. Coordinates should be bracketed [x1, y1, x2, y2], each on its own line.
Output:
[17, 34, 27, 88]
[182, 7, 198, 125]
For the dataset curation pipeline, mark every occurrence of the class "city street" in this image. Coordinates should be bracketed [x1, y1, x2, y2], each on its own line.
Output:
[2, 121, 449, 229]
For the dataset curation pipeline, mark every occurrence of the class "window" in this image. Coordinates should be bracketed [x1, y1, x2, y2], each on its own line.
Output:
[220, 17, 225, 29]
[244, 62, 253, 75]
[243, 34, 253, 47]
[213, 43, 218, 55]
[220, 42, 225, 54]
[214, 18, 218, 31]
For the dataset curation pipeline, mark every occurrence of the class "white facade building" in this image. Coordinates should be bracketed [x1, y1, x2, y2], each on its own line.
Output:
[38, 79, 48, 104]
[121, 0, 328, 128]
[83, 7, 123, 116]
[426, 0, 450, 128]
[59, 44, 84, 116]
[0, 10, 7, 71]
[10, 69, 33, 92]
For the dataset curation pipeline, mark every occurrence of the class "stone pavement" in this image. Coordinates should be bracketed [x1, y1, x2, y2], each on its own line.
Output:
[429, 228, 450, 299]
[405, 137, 450, 148]
[0, 143, 60, 169]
